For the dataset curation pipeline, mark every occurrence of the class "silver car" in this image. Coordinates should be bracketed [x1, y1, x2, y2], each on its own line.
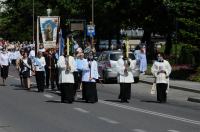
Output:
[97, 50, 140, 83]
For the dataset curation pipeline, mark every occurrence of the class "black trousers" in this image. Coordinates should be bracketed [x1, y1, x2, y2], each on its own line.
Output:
[73, 71, 82, 97]
[60, 83, 74, 103]
[1, 65, 9, 79]
[82, 82, 86, 100]
[45, 68, 50, 88]
[35, 71, 45, 92]
[46, 68, 59, 90]
[119, 83, 131, 101]
[55, 68, 59, 90]
[156, 83, 168, 103]
[83, 82, 98, 103]
[12, 59, 16, 66]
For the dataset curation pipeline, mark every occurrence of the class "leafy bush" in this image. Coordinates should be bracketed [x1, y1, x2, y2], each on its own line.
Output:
[178, 44, 198, 65]
[170, 64, 195, 80]
[189, 66, 200, 82]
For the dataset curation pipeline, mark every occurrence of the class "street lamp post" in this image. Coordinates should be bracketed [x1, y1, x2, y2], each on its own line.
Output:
[47, 8, 52, 17]
[33, 0, 34, 44]
[91, 0, 95, 52]
[92, 0, 94, 24]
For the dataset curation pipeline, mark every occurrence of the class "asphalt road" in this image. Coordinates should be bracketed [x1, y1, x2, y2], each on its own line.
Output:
[0, 66, 200, 132]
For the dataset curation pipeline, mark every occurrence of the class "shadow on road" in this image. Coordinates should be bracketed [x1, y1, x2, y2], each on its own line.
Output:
[140, 100, 160, 103]
[104, 99, 121, 103]
[45, 100, 61, 103]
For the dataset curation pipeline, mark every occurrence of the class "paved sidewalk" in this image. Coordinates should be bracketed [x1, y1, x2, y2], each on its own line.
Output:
[139, 75, 200, 103]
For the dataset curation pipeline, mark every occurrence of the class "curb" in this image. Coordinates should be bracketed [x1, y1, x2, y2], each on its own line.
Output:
[140, 80, 200, 103]
[140, 80, 200, 94]
[187, 97, 200, 103]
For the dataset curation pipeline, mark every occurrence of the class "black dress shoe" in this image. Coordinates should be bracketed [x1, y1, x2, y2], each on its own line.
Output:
[124, 100, 129, 103]
[121, 99, 129, 103]
[61, 101, 67, 103]
[68, 101, 73, 104]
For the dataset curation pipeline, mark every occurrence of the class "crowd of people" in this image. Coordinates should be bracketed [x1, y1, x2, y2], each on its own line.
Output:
[0, 41, 172, 104]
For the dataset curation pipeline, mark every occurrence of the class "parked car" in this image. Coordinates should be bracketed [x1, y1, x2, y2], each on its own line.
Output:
[97, 50, 140, 83]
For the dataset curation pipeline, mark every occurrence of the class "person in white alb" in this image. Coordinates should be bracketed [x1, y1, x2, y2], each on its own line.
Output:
[34, 51, 46, 92]
[57, 47, 75, 103]
[81, 51, 99, 103]
[117, 45, 136, 103]
[12, 49, 21, 66]
[0, 47, 11, 85]
[151, 52, 172, 103]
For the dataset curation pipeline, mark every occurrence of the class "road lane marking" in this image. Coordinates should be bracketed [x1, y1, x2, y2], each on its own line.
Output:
[168, 130, 180, 132]
[15, 78, 20, 81]
[8, 80, 199, 126]
[132, 129, 147, 132]
[31, 82, 36, 85]
[44, 94, 53, 98]
[98, 117, 119, 124]
[74, 108, 89, 113]
[8, 75, 14, 78]
[99, 100, 200, 126]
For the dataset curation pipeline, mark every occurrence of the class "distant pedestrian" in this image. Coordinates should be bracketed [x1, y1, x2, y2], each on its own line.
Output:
[0, 47, 11, 85]
[19, 51, 32, 90]
[38, 44, 45, 53]
[45, 49, 58, 90]
[151, 52, 172, 103]
[73, 52, 84, 99]
[16, 48, 25, 87]
[12, 49, 21, 66]
[34, 51, 46, 92]
[29, 47, 35, 61]
[138, 45, 147, 74]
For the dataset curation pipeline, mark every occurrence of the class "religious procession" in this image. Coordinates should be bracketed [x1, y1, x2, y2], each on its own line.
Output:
[0, 38, 172, 105]
[0, 16, 172, 105]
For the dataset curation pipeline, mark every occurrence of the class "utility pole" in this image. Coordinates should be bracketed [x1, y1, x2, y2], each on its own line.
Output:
[33, 0, 34, 44]
[91, 0, 95, 52]
[92, 0, 94, 24]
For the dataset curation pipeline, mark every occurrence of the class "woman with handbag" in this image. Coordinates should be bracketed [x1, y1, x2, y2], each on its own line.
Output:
[19, 51, 32, 90]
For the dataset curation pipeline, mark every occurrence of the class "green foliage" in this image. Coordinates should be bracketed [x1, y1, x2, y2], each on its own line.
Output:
[178, 44, 198, 65]
[0, 0, 200, 55]
[189, 66, 200, 82]
[170, 66, 194, 80]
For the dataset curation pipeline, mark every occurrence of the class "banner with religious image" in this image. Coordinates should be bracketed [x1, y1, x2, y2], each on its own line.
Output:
[39, 16, 60, 49]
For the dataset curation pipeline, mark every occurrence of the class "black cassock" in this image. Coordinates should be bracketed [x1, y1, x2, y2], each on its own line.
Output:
[82, 82, 98, 103]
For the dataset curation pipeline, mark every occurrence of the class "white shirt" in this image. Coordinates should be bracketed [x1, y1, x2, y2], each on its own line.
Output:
[13, 51, 21, 60]
[38, 48, 45, 53]
[57, 55, 75, 83]
[34, 57, 46, 71]
[117, 58, 135, 83]
[29, 50, 35, 58]
[0, 51, 10, 66]
[82, 59, 99, 82]
[151, 60, 172, 84]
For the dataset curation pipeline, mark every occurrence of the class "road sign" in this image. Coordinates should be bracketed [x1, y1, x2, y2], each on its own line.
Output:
[87, 25, 95, 37]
